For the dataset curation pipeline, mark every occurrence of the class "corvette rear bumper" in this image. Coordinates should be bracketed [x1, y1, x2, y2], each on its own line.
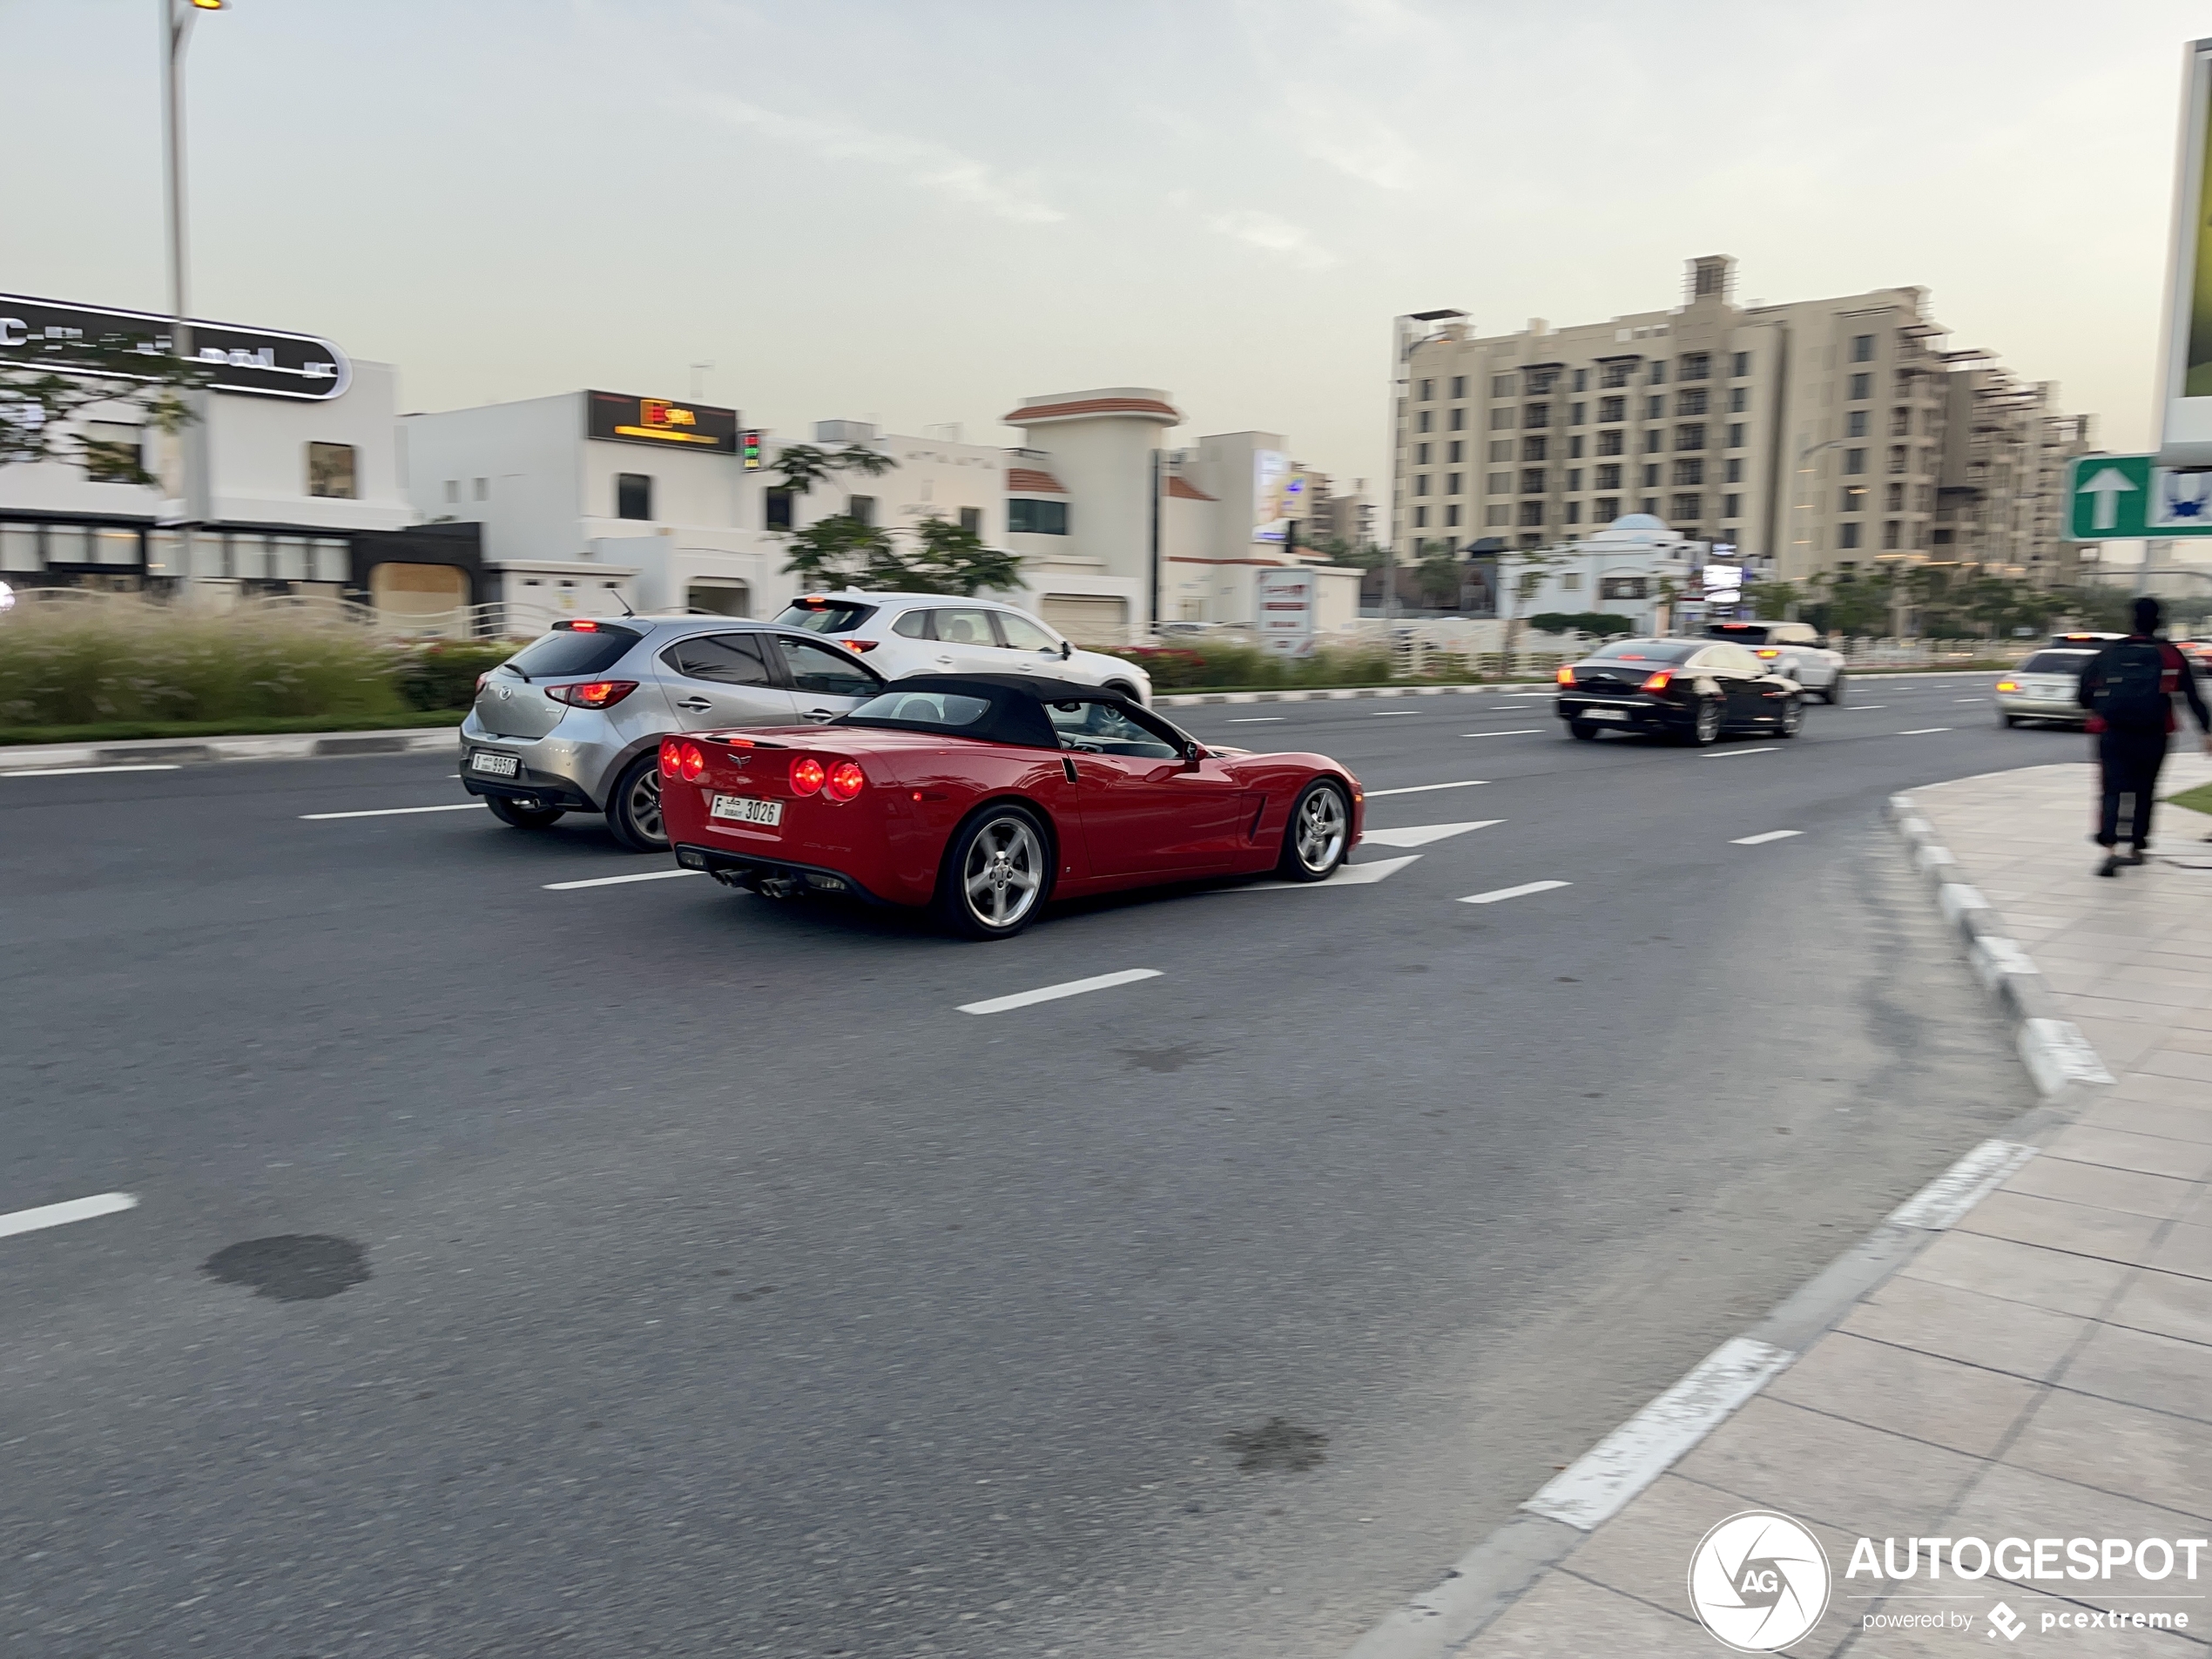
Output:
[672, 842, 898, 906]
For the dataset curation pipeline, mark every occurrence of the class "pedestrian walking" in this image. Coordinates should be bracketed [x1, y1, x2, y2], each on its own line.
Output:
[2078, 596, 2212, 876]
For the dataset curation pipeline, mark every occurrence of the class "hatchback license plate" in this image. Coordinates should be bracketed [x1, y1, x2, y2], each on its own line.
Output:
[469, 751, 520, 777]
[1583, 708, 1630, 721]
[711, 795, 784, 826]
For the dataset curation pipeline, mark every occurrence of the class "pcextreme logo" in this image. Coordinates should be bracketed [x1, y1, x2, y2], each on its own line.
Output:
[1688, 1511, 1832, 1652]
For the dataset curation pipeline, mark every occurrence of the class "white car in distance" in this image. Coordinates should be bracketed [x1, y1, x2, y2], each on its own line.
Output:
[774, 590, 1153, 704]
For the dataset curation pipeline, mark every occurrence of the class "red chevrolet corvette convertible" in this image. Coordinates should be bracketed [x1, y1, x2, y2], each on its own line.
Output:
[658, 674, 1365, 938]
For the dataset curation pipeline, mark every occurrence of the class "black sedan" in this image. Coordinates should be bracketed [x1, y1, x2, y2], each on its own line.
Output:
[1554, 637, 1804, 745]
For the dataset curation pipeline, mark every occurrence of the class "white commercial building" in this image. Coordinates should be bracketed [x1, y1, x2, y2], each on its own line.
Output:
[1495, 514, 1707, 636]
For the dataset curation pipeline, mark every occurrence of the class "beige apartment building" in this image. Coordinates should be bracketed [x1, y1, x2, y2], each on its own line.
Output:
[1392, 255, 2091, 593]
[1932, 361, 2096, 586]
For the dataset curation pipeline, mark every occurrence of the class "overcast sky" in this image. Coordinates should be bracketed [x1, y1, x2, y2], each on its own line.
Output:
[3, 0, 2205, 502]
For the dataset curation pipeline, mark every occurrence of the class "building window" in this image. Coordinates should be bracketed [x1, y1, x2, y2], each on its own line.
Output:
[1676, 388, 1709, 416]
[1676, 424, 1706, 451]
[1569, 401, 1586, 426]
[1599, 395, 1626, 422]
[1566, 468, 1582, 490]
[1723, 494, 1741, 518]
[1731, 351, 1751, 376]
[1487, 472, 1511, 492]
[1491, 374, 1514, 396]
[1882, 519, 1902, 550]
[1447, 472, 1462, 495]
[1851, 334, 1875, 362]
[1490, 408, 1514, 430]
[1418, 379, 1434, 400]
[1573, 368, 1588, 391]
[1890, 407, 1912, 437]
[1522, 435, 1548, 461]
[1673, 458, 1704, 486]
[1565, 501, 1581, 524]
[1885, 482, 1905, 511]
[765, 486, 794, 530]
[1445, 505, 1461, 527]
[1600, 361, 1634, 388]
[959, 506, 982, 535]
[1840, 484, 1868, 514]
[1649, 361, 1668, 384]
[1597, 430, 1623, 456]
[847, 494, 876, 525]
[76, 421, 144, 483]
[1416, 442, 1432, 464]
[1415, 474, 1431, 496]
[306, 442, 357, 499]
[473, 476, 489, 501]
[1568, 435, 1585, 458]
[1933, 527, 1954, 545]
[1013, 497, 1073, 536]
[1521, 469, 1546, 493]
[1527, 368, 1559, 395]
[1595, 496, 1620, 520]
[1847, 372, 1871, 401]
[1671, 493, 1702, 521]
[1489, 440, 1513, 462]
[1723, 423, 1743, 448]
[1449, 374, 1466, 398]
[1524, 402, 1550, 428]
[1838, 522, 1862, 549]
[1680, 352, 1710, 381]
[1417, 411, 1433, 432]
[1642, 463, 1660, 488]
[1560, 571, 1581, 592]
[1846, 410, 1869, 438]
[1844, 448, 1866, 474]
[1449, 408, 1467, 430]
[442, 479, 459, 503]
[1729, 387, 1748, 413]
[1888, 445, 1908, 475]
[1518, 501, 1545, 526]
[1486, 505, 1511, 525]
[1645, 395, 1664, 420]
[1595, 463, 1622, 489]
[1724, 458, 1743, 482]
[1600, 576, 1647, 600]
[1447, 440, 1465, 462]
[616, 473, 653, 520]
[1413, 506, 1429, 528]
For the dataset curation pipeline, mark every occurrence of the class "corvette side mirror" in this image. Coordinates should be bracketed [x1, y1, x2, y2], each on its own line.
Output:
[1182, 740, 1204, 767]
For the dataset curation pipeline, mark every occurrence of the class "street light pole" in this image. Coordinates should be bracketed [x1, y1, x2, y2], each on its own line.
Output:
[161, 0, 222, 595]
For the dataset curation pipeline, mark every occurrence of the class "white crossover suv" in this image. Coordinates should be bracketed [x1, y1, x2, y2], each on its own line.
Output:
[772, 591, 1153, 705]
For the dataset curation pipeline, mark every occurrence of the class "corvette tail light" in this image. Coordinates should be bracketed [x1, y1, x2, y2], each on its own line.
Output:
[1554, 664, 1575, 686]
[1994, 679, 2020, 693]
[790, 755, 826, 795]
[1640, 670, 1673, 694]
[658, 738, 682, 779]
[824, 760, 866, 802]
[679, 743, 705, 781]
[544, 679, 637, 708]
[838, 639, 880, 653]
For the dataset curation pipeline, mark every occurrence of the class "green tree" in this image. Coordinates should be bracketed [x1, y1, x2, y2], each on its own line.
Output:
[1, 329, 212, 486]
[1743, 579, 1800, 620]
[770, 441, 897, 503]
[1313, 533, 1385, 571]
[894, 516, 1023, 596]
[780, 514, 893, 587]
[1414, 542, 1463, 606]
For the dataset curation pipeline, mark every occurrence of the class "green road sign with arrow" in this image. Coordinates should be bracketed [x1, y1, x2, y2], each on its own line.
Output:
[2066, 454, 2212, 538]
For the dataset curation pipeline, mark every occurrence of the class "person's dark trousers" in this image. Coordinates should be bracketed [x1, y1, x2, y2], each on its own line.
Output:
[2097, 727, 2171, 848]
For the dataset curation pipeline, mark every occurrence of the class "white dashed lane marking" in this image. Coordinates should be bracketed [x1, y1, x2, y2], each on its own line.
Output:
[3, 764, 183, 779]
[1898, 726, 1952, 736]
[300, 804, 484, 820]
[544, 869, 703, 891]
[1703, 747, 1776, 759]
[1228, 717, 1286, 724]
[1458, 880, 1571, 906]
[1460, 729, 1542, 738]
[1731, 829, 1804, 846]
[1360, 819, 1501, 849]
[1365, 779, 1487, 798]
[960, 968, 1162, 1016]
[0, 1192, 138, 1240]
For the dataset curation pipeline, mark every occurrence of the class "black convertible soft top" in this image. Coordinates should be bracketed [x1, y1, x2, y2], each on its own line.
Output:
[833, 673, 1143, 749]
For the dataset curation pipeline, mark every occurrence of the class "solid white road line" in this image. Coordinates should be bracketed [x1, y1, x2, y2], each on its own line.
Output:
[1370, 709, 1422, 716]
[3, 764, 184, 779]
[543, 869, 704, 891]
[1361, 819, 1501, 849]
[1898, 726, 1952, 736]
[1364, 779, 1487, 798]
[0, 1191, 138, 1240]
[300, 803, 484, 820]
[1703, 747, 1776, 759]
[1730, 829, 1804, 846]
[1229, 854, 1424, 893]
[1228, 717, 1286, 723]
[1953, 697, 1986, 703]
[1522, 1336, 1794, 1530]
[1458, 880, 1570, 905]
[1460, 729, 1543, 738]
[959, 968, 1162, 1016]
[1838, 705, 1887, 711]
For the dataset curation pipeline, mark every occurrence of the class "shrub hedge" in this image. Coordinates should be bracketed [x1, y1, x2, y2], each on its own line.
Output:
[1085, 637, 1398, 690]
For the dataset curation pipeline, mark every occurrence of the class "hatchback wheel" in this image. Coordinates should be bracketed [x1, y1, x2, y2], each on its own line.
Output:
[939, 805, 1051, 939]
[487, 796, 564, 830]
[1278, 779, 1351, 880]
[1823, 673, 1845, 705]
[607, 753, 668, 853]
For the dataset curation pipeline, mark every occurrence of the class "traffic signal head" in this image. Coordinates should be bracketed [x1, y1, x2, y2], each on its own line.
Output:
[741, 430, 762, 470]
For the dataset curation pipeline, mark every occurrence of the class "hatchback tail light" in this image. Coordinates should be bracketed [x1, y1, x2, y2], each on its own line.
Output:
[838, 639, 880, 653]
[1640, 670, 1673, 694]
[1555, 664, 1575, 686]
[790, 755, 826, 795]
[658, 738, 682, 779]
[543, 679, 637, 708]
[824, 759, 866, 802]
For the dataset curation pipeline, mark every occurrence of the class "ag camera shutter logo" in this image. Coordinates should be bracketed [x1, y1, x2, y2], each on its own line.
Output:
[1688, 1511, 1832, 1651]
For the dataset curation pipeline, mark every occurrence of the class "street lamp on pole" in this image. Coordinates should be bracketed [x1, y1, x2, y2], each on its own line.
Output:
[161, 0, 225, 593]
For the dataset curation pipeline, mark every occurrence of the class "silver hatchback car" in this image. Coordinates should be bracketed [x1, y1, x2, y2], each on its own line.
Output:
[459, 616, 889, 850]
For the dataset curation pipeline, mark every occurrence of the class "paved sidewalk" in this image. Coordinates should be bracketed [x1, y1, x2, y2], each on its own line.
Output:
[1444, 757, 2212, 1656]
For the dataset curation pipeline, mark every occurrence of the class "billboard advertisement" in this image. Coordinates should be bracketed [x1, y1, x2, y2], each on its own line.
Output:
[0, 293, 350, 401]
[2158, 38, 2212, 463]
[1255, 565, 1318, 655]
[1252, 449, 1306, 544]
[586, 391, 741, 454]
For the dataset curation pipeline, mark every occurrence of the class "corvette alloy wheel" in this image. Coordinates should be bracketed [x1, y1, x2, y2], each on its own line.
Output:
[1278, 780, 1351, 881]
[955, 812, 1046, 934]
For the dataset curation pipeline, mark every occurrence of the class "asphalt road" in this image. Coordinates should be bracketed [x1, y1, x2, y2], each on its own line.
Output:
[0, 675, 2060, 1657]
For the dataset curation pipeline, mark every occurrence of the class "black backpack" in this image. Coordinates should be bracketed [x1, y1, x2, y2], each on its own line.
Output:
[2092, 640, 2173, 731]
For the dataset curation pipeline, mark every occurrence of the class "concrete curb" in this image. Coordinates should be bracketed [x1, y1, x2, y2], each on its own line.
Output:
[0, 727, 459, 773]
[1339, 790, 2107, 1658]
